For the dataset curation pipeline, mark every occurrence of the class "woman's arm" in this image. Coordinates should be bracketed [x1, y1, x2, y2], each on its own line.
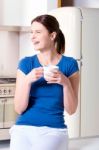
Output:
[14, 70, 31, 114]
[47, 70, 79, 115]
[14, 67, 43, 114]
[63, 72, 79, 115]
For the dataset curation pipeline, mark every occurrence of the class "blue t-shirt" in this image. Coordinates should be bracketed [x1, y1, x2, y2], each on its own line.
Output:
[15, 54, 79, 128]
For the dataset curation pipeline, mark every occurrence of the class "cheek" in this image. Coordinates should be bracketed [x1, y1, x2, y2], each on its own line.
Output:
[41, 36, 51, 44]
[44, 39, 51, 47]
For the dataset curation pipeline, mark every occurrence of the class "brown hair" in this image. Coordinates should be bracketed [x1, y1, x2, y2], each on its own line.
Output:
[31, 14, 65, 54]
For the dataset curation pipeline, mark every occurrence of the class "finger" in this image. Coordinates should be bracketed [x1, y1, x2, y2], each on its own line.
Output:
[33, 67, 43, 73]
[47, 77, 61, 83]
[47, 80, 58, 84]
[37, 67, 44, 71]
[35, 68, 44, 74]
[47, 77, 59, 82]
[34, 74, 43, 81]
[47, 72, 59, 78]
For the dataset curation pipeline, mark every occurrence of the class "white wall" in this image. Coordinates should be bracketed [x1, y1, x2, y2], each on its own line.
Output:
[0, 0, 58, 26]
[19, 0, 58, 58]
[21, 0, 58, 26]
[19, 32, 38, 59]
[74, 0, 99, 8]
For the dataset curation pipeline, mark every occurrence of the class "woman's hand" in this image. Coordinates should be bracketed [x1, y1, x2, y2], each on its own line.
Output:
[26, 67, 44, 85]
[46, 70, 69, 87]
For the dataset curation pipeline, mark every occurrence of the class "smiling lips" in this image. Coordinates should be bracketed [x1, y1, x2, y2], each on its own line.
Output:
[33, 41, 40, 45]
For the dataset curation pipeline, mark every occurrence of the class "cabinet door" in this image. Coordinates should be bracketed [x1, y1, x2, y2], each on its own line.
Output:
[4, 98, 17, 128]
[0, 31, 19, 77]
[0, 99, 4, 128]
[0, 0, 20, 26]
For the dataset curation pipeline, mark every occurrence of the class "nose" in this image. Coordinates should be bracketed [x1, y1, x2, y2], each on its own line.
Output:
[31, 32, 36, 40]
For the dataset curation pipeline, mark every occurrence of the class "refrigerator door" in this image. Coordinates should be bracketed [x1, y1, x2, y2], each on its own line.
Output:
[49, 7, 82, 59]
[80, 8, 99, 137]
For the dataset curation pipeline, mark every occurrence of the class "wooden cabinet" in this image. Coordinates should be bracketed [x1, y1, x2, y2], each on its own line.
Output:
[0, 97, 16, 128]
[0, 99, 3, 128]
[0, 84, 17, 140]
[0, 97, 17, 140]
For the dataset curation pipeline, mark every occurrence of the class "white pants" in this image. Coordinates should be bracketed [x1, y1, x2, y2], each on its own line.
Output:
[9, 125, 68, 150]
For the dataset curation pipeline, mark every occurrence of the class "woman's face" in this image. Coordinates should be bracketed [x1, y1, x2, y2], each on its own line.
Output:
[31, 21, 54, 51]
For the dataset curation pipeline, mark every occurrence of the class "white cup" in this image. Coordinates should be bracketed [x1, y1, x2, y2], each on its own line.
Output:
[43, 65, 59, 81]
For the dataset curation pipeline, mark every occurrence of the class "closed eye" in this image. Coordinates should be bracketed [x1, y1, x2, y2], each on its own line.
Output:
[36, 31, 41, 33]
[30, 30, 41, 34]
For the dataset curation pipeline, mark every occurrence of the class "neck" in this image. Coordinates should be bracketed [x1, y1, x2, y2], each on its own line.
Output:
[37, 49, 61, 66]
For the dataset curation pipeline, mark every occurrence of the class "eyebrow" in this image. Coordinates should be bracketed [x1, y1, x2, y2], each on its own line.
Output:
[31, 29, 42, 32]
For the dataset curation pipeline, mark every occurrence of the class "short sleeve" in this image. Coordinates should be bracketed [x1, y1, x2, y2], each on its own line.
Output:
[67, 58, 79, 77]
[18, 57, 30, 75]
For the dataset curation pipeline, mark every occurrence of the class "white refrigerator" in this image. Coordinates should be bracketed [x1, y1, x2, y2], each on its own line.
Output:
[49, 7, 99, 138]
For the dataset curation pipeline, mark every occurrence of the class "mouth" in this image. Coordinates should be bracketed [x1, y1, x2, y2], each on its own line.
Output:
[33, 41, 40, 45]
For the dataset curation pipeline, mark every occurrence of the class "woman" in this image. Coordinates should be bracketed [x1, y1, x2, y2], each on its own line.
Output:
[9, 14, 79, 150]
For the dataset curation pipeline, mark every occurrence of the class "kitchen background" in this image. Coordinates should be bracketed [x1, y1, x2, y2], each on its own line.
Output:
[0, 0, 99, 149]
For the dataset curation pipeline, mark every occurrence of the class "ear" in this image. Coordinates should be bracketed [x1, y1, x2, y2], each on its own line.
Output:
[50, 32, 57, 41]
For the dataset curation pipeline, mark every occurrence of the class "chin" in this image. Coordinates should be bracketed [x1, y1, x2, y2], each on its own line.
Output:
[33, 46, 40, 50]
[34, 45, 45, 51]
[36, 48, 44, 51]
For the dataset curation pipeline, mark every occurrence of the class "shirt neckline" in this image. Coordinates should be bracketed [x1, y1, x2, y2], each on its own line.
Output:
[35, 54, 63, 67]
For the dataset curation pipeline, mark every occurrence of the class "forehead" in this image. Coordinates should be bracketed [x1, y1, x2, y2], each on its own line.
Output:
[31, 21, 47, 31]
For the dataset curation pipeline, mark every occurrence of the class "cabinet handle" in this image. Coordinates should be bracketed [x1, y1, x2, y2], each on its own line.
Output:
[4, 99, 7, 102]
[1, 100, 4, 103]
[1, 99, 7, 102]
